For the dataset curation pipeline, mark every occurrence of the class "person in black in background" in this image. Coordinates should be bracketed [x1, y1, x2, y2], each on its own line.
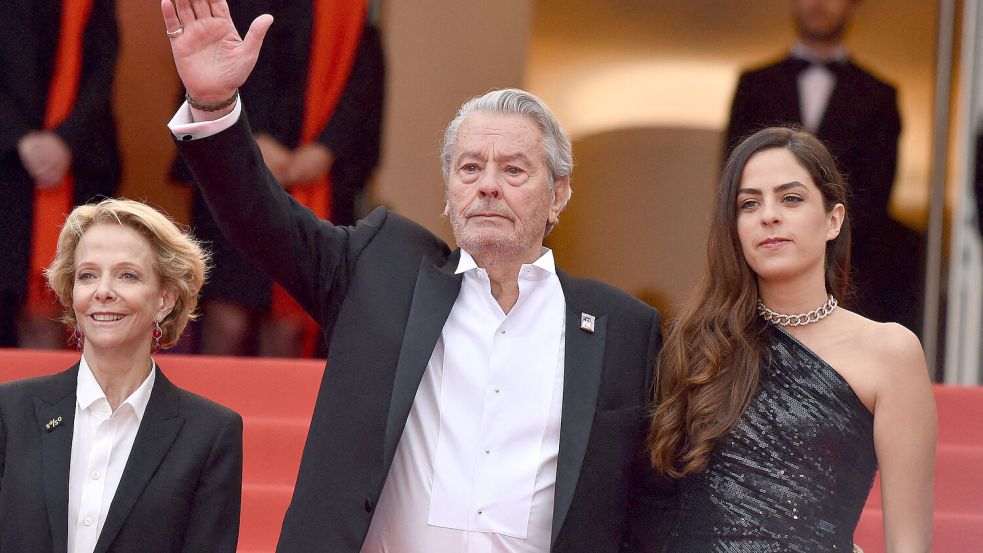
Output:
[726, 0, 921, 334]
[169, 0, 384, 357]
[0, 0, 121, 349]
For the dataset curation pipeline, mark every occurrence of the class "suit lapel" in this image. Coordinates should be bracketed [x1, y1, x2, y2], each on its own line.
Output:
[551, 272, 607, 546]
[383, 251, 463, 466]
[816, 59, 854, 139]
[94, 368, 184, 553]
[779, 57, 806, 124]
[34, 366, 80, 553]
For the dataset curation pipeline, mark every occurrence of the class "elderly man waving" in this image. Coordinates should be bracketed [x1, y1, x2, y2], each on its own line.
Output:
[161, 1, 672, 551]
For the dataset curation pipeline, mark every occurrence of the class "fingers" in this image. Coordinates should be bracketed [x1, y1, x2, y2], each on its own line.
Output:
[161, 0, 182, 32]
[190, 0, 212, 19]
[208, 0, 231, 19]
[242, 14, 274, 56]
[172, 0, 194, 27]
[172, 0, 192, 26]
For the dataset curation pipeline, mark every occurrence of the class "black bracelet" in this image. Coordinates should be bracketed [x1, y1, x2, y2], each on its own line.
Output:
[185, 89, 239, 112]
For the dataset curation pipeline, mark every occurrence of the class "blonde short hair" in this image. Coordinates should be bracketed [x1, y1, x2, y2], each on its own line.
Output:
[45, 198, 210, 350]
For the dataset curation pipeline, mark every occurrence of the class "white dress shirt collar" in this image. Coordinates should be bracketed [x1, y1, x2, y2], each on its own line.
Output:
[790, 42, 849, 64]
[456, 248, 557, 277]
[77, 356, 156, 421]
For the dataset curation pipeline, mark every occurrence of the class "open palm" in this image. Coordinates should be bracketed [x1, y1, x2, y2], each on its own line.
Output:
[161, 0, 272, 102]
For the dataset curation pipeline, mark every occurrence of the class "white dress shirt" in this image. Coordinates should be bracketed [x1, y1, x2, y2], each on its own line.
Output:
[67, 356, 155, 553]
[791, 43, 849, 132]
[361, 249, 566, 553]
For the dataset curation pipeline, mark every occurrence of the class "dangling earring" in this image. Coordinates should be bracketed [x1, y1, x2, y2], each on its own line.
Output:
[152, 319, 163, 353]
[70, 324, 84, 352]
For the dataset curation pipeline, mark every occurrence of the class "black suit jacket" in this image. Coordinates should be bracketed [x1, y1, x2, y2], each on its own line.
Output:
[0, 0, 121, 299]
[176, 112, 673, 552]
[725, 55, 900, 235]
[0, 365, 242, 553]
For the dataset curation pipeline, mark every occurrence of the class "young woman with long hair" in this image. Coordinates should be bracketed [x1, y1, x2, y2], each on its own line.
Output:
[648, 127, 935, 552]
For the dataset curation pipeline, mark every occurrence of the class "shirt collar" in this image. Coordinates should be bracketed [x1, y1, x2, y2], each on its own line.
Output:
[790, 42, 849, 64]
[455, 248, 557, 278]
[77, 355, 157, 421]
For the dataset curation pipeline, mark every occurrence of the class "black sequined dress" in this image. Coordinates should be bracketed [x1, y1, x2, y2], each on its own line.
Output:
[664, 325, 877, 552]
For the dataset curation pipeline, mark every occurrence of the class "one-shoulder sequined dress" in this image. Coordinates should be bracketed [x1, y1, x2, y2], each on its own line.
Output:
[664, 325, 877, 553]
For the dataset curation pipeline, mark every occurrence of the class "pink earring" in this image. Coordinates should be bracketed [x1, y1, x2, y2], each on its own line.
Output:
[152, 319, 163, 353]
[70, 325, 83, 352]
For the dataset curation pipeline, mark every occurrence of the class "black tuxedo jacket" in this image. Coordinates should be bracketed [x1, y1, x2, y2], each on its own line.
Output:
[0, 365, 242, 553]
[725, 55, 901, 234]
[176, 112, 674, 552]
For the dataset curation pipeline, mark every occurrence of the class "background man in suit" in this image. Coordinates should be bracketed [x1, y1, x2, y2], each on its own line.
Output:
[169, 0, 385, 358]
[161, 0, 671, 551]
[725, 0, 921, 333]
[0, 0, 121, 348]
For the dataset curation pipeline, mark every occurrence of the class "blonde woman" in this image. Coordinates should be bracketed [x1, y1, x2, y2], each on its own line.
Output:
[0, 198, 241, 553]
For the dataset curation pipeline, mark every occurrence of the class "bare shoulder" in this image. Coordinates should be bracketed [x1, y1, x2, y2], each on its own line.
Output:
[837, 311, 927, 375]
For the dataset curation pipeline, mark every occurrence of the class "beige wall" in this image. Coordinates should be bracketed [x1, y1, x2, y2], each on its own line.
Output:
[114, 2, 186, 221]
[373, 1, 533, 246]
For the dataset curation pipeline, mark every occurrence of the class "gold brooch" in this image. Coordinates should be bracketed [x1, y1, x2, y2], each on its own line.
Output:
[45, 416, 63, 432]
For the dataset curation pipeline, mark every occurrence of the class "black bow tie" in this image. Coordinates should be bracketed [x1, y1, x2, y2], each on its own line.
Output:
[788, 57, 846, 75]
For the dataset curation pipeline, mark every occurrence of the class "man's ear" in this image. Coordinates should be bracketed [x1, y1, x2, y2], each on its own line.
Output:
[549, 178, 572, 223]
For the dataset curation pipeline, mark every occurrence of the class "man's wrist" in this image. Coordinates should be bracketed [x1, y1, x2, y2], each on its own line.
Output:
[186, 89, 239, 112]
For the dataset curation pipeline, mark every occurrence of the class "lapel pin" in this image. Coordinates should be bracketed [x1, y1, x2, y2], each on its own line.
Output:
[580, 312, 596, 333]
[44, 416, 63, 432]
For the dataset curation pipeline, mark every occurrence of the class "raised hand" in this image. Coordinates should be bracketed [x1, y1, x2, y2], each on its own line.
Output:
[160, 0, 273, 107]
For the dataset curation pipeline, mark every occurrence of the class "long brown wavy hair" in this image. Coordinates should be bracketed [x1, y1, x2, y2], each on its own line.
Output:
[647, 126, 852, 477]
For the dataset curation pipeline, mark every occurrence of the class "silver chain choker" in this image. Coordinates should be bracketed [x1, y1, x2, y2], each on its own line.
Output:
[758, 295, 838, 327]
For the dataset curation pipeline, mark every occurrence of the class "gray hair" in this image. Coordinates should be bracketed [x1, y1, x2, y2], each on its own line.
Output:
[441, 88, 573, 189]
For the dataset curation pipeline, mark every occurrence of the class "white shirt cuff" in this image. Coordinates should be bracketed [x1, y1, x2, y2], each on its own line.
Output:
[168, 98, 243, 141]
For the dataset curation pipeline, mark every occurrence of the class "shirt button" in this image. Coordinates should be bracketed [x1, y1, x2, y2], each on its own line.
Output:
[478, 509, 484, 515]
[500, 329, 506, 334]
[485, 449, 490, 454]
[494, 389, 501, 394]
[82, 516, 94, 526]
[90, 471, 100, 480]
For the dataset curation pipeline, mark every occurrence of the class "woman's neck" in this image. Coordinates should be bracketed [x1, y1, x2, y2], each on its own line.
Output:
[83, 347, 154, 411]
[757, 273, 831, 315]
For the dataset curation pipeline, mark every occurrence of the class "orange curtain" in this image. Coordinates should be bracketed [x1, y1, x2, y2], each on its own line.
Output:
[271, 0, 367, 355]
[26, 0, 95, 317]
